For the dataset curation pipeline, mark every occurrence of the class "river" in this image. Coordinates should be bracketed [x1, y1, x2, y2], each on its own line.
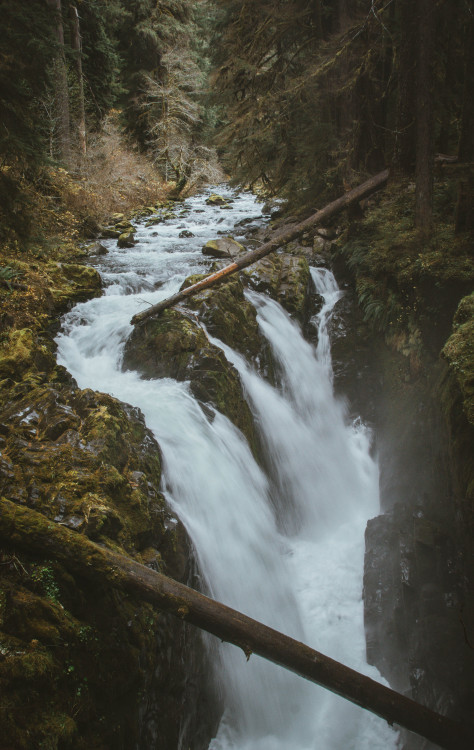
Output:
[56, 186, 399, 750]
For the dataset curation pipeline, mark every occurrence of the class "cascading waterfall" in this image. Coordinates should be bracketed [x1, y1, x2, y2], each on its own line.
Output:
[56, 187, 399, 750]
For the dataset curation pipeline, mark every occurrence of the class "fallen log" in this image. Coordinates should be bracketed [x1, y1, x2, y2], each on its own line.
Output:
[131, 169, 389, 325]
[1, 497, 472, 750]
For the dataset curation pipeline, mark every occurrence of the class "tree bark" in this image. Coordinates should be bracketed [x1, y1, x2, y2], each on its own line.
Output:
[46, 0, 70, 165]
[1, 498, 473, 750]
[415, 0, 435, 235]
[69, 5, 87, 158]
[131, 169, 390, 325]
[393, 0, 417, 175]
[455, 10, 474, 234]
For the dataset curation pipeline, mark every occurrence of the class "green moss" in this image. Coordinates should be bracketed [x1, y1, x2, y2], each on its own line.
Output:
[243, 252, 310, 321]
[335, 180, 473, 365]
[186, 275, 264, 360]
[0, 328, 35, 378]
[123, 306, 259, 452]
[442, 293, 474, 426]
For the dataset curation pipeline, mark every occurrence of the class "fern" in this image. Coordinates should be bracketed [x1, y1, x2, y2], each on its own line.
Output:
[0, 266, 23, 292]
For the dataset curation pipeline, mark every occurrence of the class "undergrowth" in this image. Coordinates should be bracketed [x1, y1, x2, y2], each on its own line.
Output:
[336, 178, 474, 346]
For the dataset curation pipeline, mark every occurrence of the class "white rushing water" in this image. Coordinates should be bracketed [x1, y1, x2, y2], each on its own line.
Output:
[56, 186, 399, 750]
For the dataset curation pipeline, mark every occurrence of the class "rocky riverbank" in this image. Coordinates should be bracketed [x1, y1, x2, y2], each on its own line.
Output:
[0, 180, 472, 749]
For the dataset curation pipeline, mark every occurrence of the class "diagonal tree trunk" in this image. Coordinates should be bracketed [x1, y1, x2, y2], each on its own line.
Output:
[131, 169, 390, 325]
[1, 498, 473, 750]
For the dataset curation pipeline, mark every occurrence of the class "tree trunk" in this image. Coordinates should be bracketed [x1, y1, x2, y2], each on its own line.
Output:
[1, 498, 473, 750]
[46, 0, 70, 165]
[393, 0, 417, 175]
[415, 0, 435, 235]
[131, 169, 390, 325]
[455, 11, 474, 234]
[69, 5, 87, 158]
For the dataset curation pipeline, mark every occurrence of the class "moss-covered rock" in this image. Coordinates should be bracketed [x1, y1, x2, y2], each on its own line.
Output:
[183, 275, 265, 363]
[205, 194, 228, 206]
[117, 231, 136, 249]
[442, 292, 474, 427]
[243, 251, 311, 321]
[45, 262, 102, 311]
[0, 250, 213, 750]
[122, 308, 258, 452]
[0, 372, 205, 749]
[202, 237, 244, 259]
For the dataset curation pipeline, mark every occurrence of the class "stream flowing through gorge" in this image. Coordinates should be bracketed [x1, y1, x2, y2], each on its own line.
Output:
[56, 187, 399, 750]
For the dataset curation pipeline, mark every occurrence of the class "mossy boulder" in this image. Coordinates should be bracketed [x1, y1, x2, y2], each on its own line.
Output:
[46, 262, 102, 311]
[205, 193, 228, 206]
[0, 376, 204, 749]
[440, 293, 474, 507]
[202, 237, 245, 259]
[117, 230, 136, 248]
[442, 292, 474, 427]
[122, 309, 258, 451]
[183, 275, 266, 364]
[0, 328, 57, 383]
[100, 227, 121, 239]
[243, 251, 311, 321]
[0, 251, 215, 748]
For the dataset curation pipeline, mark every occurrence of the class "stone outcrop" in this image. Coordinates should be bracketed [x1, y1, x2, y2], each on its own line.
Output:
[0, 262, 214, 750]
[242, 251, 311, 322]
[202, 237, 244, 259]
[325, 267, 474, 748]
[122, 305, 259, 455]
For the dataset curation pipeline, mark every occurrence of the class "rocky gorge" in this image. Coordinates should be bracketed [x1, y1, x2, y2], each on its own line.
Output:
[0, 185, 473, 749]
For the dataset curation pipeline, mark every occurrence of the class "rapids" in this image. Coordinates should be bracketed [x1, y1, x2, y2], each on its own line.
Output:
[56, 186, 399, 750]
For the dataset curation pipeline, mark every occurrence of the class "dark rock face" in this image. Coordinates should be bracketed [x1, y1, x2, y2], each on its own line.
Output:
[0, 372, 216, 750]
[0, 250, 217, 750]
[327, 284, 474, 747]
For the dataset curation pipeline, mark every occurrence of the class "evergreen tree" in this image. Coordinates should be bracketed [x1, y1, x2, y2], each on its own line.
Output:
[0, 0, 55, 169]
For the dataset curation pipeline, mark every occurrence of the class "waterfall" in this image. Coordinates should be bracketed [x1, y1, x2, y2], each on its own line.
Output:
[56, 187, 399, 750]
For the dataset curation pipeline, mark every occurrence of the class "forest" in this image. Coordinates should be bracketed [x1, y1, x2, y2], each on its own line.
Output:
[0, 1, 473, 749]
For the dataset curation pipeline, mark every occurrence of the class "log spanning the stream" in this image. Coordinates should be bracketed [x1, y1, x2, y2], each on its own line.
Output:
[131, 169, 389, 325]
[2, 499, 473, 749]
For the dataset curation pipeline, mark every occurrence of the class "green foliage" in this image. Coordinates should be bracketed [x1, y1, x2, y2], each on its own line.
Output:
[0, 265, 24, 292]
[76, 0, 123, 125]
[442, 293, 474, 425]
[0, 0, 55, 168]
[30, 564, 61, 605]
[209, 0, 392, 203]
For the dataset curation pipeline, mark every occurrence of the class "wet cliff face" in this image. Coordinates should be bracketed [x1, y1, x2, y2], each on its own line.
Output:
[328, 267, 474, 749]
[0, 266, 216, 750]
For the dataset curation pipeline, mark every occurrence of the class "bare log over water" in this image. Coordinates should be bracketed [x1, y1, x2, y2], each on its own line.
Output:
[131, 169, 389, 325]
[1, 498, 473, 749]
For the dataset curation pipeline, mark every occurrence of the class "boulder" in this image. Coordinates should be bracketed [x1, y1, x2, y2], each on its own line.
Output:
[117, 231, 136, 248]
[202, 237, 245, 259]
[146, 216, 163, 227]
[205, 194, 228, 206]
[114, 220, 134, 231]
[100, 227, 121, 239]
[123, 309, 258, 453]
[243, 252, 311, 322]
[86, 241, 108, 256]
[179, 230, 195, 238]
[183, 275, 266, 364]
